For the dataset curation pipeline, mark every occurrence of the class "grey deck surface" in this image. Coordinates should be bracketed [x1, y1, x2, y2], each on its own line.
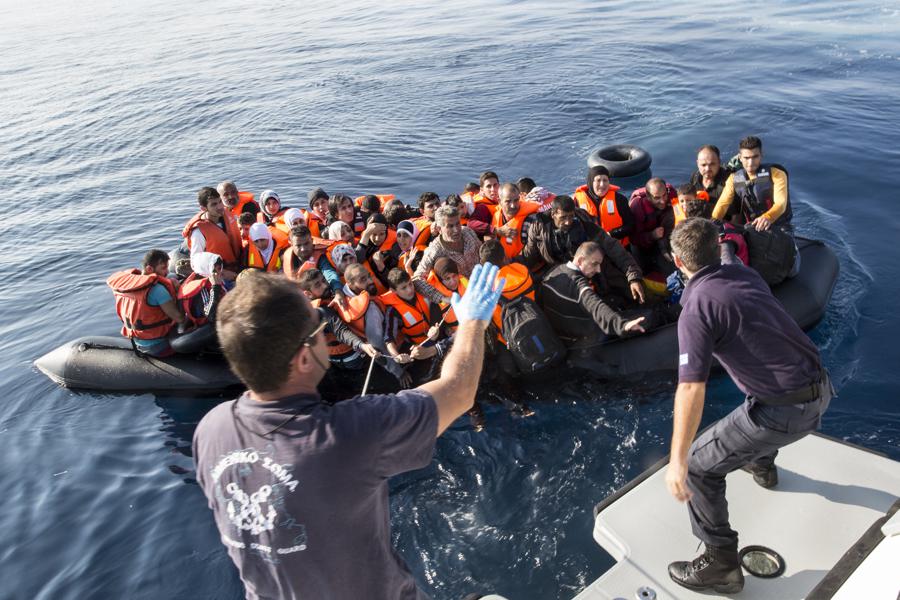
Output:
[574, 434, 900, 600]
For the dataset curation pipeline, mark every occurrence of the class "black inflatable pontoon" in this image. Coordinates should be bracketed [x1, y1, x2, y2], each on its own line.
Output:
[567, 238, 839, 377]
[35, 238, 838, 394]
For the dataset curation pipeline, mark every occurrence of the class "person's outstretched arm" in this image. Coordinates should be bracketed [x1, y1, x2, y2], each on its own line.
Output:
[418, 263, 503, 435]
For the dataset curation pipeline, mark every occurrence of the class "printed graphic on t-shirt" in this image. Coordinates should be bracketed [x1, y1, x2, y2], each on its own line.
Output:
[210, 447, 307, 562]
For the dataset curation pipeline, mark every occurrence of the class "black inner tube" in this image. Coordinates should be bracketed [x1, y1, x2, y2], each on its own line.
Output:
[599, 147, 633, 162]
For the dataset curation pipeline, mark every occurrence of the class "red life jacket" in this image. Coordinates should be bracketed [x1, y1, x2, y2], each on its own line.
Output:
[107, 270, 178, 340]
[573, 184, 629, 247]
[491, 201, 540, 259]
[230, 191, 259, 217]
[491, 263, 535, 342]
[182, 211, 243, 269]
[426, 272, 468, 333]
[380, 290, 433, 345]
[177, 273, 218, 328]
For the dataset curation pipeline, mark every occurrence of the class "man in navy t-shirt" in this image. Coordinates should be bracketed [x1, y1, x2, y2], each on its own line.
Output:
[663, 218, 832, 594]
[193, 264, 504, 600]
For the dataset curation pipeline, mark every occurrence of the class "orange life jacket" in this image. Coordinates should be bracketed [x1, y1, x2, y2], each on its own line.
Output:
[323, 240, 353, 274]
[177, 273, 218, 328]
[331, 291, 382, 340]
[491, 201, 540, 259]
[354, 194, 395, 210]
[362, 260, 388, 295]
[379, 227, 397, 252]
[282, 239, 330, 279]
[311, 299, 356, 359]
[230, 191, 259, 217]
[258, 207, 288, 226]
[305, 212, 327, 238]
[573, 184, 629, 247]
[244, 236, 287, 272]
[182, 211, 243, 269]
[107, 270, 178, 340]
[411, 217, 433, 250]
[380, 290, 433, 345]
[426, 272, 468, 333]
[491, 263, 535, 342]
[672, 190, 710, 225]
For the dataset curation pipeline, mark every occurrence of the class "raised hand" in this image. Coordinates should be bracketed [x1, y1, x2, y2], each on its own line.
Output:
[450, 262, 504, 323]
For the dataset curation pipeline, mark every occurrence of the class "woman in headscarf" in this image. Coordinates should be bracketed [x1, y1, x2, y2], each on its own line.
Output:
[244, 223, 285, 272]
[258, 189, 289, 226]
[572, 165, 634, 247]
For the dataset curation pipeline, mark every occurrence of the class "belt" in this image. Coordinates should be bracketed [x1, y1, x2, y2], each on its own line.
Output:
[754, 369, 830, 406]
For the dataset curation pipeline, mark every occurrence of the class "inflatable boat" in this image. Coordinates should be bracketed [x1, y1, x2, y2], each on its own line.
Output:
[34, 238, 838, 395]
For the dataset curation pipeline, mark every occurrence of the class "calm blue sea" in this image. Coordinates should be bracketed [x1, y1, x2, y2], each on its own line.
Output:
[1, 1, 899, 598]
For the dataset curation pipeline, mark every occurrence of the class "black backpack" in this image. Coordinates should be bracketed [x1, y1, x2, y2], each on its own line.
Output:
[743, 226, 797, 285]
[500, 295, 566, 373]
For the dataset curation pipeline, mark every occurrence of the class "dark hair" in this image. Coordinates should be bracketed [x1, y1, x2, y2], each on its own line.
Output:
[500, 182, 519, 199]
[676, 183, 696, 197]
[697, 144, 721, 159]
[383, 199, 408, 226]
[361, 195, 382, 213]
[238, 212, 256, 226]
[479, 239, 506, 265]
[479, 171, 499, 187]
[670, 218, 720, 272]
[739, 136, 762, 151]
[387, 267, 411, 289]
[417, 191, 440, 211]
[217, 273, 315, 392]
[551, 194, 575, 213]
[517, 177, 536, 194]
[197, 186, 220, 208]
[328, 194, 353, 218]
[444, 193, 463, 208]
[367, 212, 387, 226]
[290, 224, 311, 240]
[142, 249, 169, 269]
[464, 182, 480, 194]
[297, 268, 324, 292]
[682, 200, 712, 219]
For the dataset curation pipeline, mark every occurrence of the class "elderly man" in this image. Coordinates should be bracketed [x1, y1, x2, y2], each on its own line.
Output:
[193, 263, 503, 600]
[413, 205, 483, 304]
[522, 195, 645, 304]
[218, 180, 260, 218]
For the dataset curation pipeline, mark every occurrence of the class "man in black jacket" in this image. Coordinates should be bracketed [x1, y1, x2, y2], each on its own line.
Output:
[540, 241, 646, 345]
[522, 195, 646, 305]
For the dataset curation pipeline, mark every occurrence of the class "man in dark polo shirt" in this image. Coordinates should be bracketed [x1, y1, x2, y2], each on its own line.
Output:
[193, 265, 504, 600]
[664, 218, 832, 594]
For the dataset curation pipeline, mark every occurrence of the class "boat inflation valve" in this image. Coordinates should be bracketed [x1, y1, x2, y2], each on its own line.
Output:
[635, 586, 656, 600]
[739, 545, 785, 578]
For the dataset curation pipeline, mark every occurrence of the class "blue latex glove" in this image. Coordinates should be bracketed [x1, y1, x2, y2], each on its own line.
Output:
[450, 262, 504, 323]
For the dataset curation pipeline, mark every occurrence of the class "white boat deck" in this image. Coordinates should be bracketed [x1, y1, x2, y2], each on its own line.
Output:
[575, 433, 900, 599]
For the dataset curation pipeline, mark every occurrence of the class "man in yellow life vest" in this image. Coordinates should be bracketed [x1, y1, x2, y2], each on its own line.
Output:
[491, 182, 540, 260]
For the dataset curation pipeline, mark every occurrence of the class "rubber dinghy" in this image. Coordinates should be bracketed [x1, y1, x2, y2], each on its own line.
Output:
[34, 238, 838, 394]
[567, 237, 839, 377]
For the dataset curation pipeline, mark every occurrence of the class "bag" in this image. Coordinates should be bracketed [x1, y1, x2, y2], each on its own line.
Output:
[743, 226, 797, 285]
[500, 296, 566, 373]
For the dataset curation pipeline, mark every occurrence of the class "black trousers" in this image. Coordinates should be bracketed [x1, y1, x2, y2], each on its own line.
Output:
[686, 380, 832, 547]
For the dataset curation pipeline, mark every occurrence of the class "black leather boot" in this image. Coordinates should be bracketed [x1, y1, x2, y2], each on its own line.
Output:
[668, 543, 744, 593]
[741, 462, 778, 488]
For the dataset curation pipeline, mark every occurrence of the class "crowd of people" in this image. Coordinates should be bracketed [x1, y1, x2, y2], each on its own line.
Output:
[173, 134, 830, 599]
[109, 135, 799, 429]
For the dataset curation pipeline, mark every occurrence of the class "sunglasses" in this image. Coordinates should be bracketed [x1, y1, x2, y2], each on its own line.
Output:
[294, 310, 327, 356]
